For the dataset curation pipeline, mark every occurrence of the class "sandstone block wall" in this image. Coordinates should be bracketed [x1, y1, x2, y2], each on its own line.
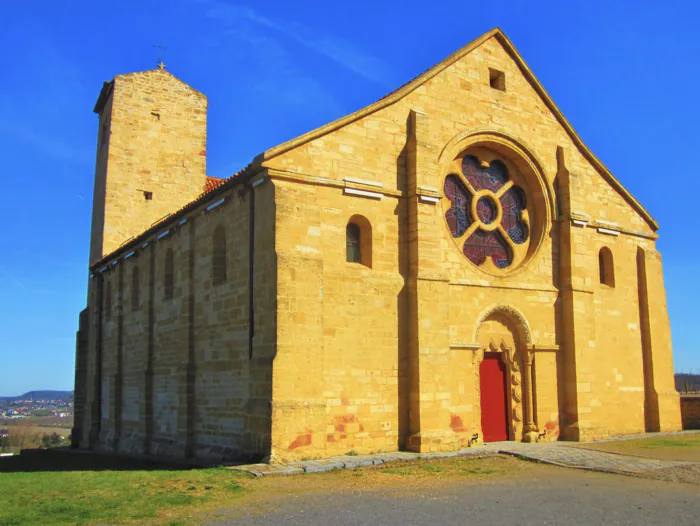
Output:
[271, 180, 404, 460]
[80, 181, 275, 462]
[262, 32, 680, 459]
[89, 69, 208, 263]
[76, 30, 681, 465]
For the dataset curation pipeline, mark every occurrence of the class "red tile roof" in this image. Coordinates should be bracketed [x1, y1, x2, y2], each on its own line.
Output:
[204, 175, 225, 193]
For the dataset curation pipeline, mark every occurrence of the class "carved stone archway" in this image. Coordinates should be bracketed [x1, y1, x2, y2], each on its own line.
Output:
[473, 306, 538, 442]
[473, 304, 532, 346]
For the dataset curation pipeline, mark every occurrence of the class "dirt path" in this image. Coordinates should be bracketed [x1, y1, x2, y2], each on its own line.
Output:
[208, 457, 700, 525]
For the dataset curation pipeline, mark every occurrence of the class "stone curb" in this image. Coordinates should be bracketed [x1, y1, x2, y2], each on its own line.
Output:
[229, 446, 490, 477]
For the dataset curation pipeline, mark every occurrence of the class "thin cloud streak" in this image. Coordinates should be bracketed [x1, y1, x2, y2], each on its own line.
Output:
[197, 0, 392, 87]
[0, 120, 92, 165]
[192, 7, 348, 129]
[0, 266, 57, 295]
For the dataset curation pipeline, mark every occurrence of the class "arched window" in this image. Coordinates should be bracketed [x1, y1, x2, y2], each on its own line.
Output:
[212, 225, 227, 285]
[131, 267, 140, 311]
[599, 247, 615, 287]
[346, 223, 361, 263]
[164, 248, 174, 299]
[104, 280, 112, 320]
[346, 215, 372, 267]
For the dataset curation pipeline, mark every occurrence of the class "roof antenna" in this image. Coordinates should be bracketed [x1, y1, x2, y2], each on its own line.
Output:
[154, 43, 167, 70]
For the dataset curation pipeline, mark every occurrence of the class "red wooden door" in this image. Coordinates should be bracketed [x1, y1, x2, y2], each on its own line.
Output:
[480, 352, 509, 442]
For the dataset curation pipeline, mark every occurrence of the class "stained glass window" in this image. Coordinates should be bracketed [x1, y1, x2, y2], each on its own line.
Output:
[462, 156, 508, 192]
[444, 175, 471, 238]
[476, 197, 497, 224]
[464, 230, 511, 269]
[444, 154, 530, 271]
[500, 186, 528, 245]
[346, 223, 361, 263]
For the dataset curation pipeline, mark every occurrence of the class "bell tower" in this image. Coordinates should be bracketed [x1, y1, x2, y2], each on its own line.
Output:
[89, 65, 208, 263]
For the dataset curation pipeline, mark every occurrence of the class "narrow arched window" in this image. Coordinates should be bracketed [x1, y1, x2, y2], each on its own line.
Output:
[213, 225, 227, 285]
[131, 267, 140, 311]
[599, 247, 615, 287]
[164, 248, 174, 299]
[104, 280, 112, 320]
[346, 215, 372, 267]
[346, 223, 361, 263]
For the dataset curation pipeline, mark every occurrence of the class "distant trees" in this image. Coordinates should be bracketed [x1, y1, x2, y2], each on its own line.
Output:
[7, 428, 40, 450]
[0, 428, 70, 452]
[40, 432, 65, 448]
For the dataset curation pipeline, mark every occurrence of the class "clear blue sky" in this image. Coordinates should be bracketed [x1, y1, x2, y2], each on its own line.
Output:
[1, 0, 698, 396]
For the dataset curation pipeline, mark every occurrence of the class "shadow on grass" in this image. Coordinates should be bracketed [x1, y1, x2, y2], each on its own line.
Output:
[0, 448, 222, 473]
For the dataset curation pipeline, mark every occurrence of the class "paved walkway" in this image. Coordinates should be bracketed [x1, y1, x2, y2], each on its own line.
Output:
[496, 442, 690, 475]
[230, 431, 700, 478]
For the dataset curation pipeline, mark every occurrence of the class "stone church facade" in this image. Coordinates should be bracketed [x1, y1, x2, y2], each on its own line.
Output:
[73, 28, 681, 463]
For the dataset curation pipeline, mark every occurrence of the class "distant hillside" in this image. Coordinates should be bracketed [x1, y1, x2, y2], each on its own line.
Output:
[0, 390, 73, 402]
[675, 374, 700, 393]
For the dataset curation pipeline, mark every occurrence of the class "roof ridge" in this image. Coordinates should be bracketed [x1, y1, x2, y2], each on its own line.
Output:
[251, 27, 657, 231]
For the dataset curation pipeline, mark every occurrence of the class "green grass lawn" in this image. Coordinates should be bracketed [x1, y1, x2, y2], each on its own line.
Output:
[0, 454, 524, 525]
[0, 467, 249, 526]
[380, 458, 499, 478]
[631, 435, 700, 448]
[577, 433, 700, 462]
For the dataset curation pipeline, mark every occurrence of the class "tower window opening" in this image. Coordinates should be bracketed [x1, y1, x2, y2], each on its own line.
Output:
[489, 68, 506, 92]
[144, 191, 153, 201]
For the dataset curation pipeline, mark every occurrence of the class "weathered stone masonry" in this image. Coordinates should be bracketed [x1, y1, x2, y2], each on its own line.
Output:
[74, 28, 681, 463]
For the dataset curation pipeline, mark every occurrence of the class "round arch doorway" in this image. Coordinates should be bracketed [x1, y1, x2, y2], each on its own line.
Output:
[474, 307, 537, 443]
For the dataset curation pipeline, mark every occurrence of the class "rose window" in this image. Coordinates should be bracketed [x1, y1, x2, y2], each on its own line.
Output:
[444, 155, 530, 270]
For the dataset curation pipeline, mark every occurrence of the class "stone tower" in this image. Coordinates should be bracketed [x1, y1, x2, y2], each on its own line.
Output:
[89, 66, 208, 263]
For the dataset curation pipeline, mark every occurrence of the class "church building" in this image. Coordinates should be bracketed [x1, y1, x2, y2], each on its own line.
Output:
[73, 28, 681, 463]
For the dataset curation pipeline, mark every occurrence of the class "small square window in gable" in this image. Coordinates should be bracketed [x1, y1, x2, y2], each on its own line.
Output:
[489, 68, 506, 92]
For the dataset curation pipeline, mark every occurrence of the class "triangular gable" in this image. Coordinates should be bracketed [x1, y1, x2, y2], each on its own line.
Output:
[253, 27, 657, 231]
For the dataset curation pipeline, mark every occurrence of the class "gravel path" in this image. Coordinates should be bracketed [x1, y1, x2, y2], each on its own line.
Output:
[213, 467, 700, 525]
